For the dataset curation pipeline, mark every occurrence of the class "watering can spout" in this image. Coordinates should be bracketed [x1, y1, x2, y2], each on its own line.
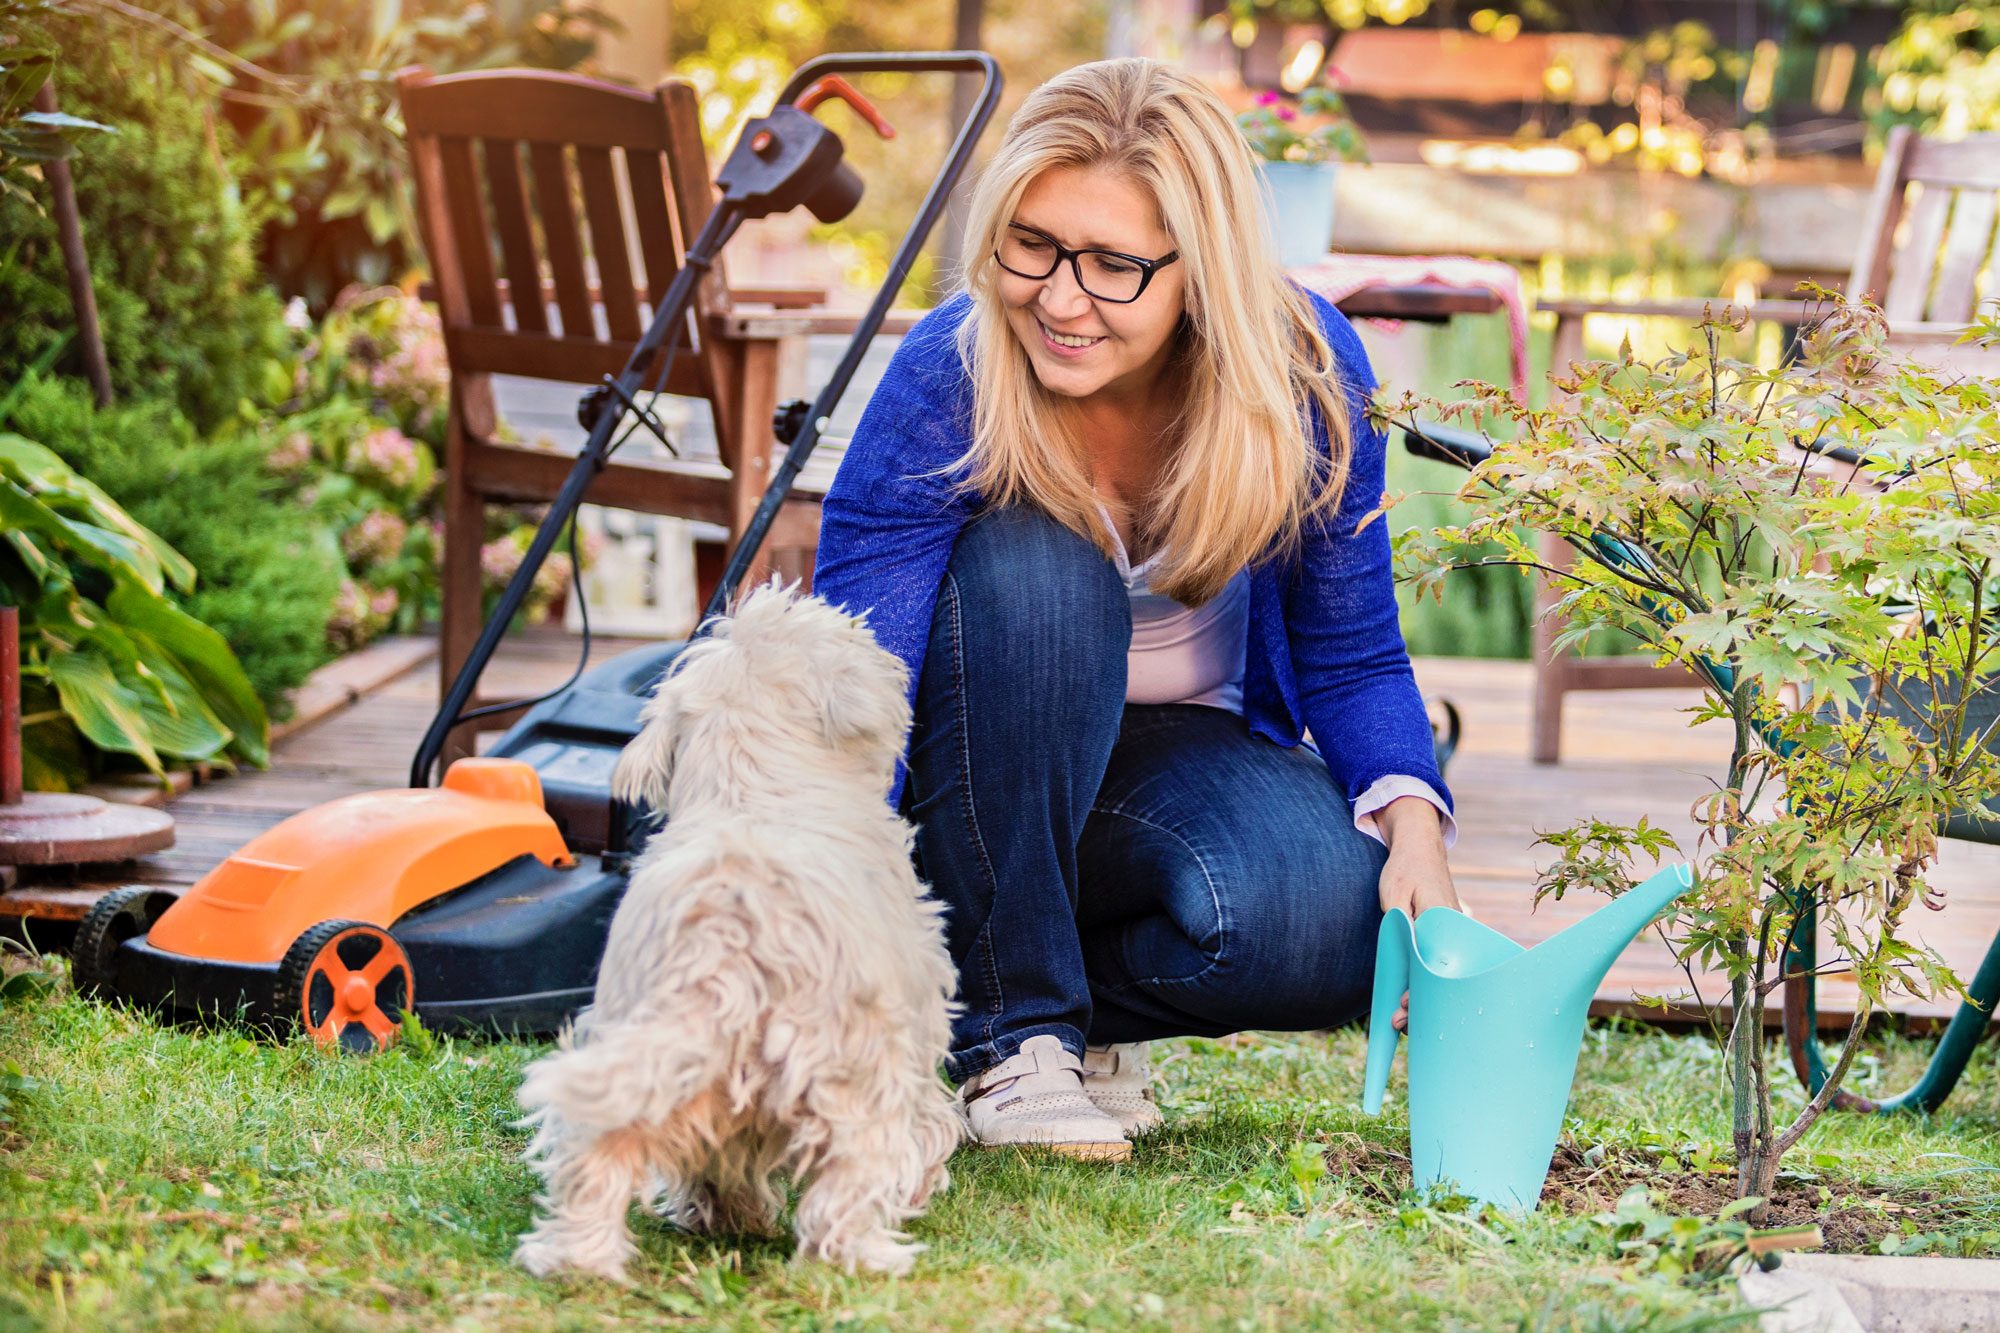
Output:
[1534, 864, 1695, 1012]
[1362, 909, 1412, 1115]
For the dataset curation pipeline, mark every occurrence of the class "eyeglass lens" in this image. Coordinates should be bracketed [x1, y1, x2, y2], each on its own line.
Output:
[996, 230, 1148, 302]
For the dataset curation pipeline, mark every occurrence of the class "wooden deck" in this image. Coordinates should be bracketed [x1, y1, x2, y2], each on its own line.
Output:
[6, 639, 1996, 1030]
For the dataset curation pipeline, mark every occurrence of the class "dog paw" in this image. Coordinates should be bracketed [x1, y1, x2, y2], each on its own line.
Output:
[816, 1233, 923, 1278]
[513, 1235, 633, 1284]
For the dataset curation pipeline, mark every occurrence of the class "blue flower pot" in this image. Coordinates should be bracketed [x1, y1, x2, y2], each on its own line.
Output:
[1257, 160, 1340, 268]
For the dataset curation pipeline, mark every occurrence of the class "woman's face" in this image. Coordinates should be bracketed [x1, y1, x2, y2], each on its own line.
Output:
[996, 164, 1186, 405]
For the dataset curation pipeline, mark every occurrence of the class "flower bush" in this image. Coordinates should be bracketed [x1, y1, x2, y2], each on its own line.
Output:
[265, 284, 575, 649]
[1389, 294, 2000, 1204]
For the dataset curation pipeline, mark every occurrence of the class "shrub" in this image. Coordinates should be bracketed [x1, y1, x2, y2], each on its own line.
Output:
[4, 375, 341, 711]
[0, 20, 289, 432]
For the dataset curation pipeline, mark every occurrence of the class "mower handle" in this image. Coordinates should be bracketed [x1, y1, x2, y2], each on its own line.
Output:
[700, 51, 1004, 623]
[795, 74, 897, 140]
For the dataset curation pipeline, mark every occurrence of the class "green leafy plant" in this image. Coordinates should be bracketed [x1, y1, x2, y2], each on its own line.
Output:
[5, 373, 343, 712]
[0, 426, 270, 787]
[0, 0, 110, 206]
[1587, 1186, 1819, 1282]
[0, 19, 289, 432]
[1872, 2, 2000, 140]
[1390, 293, 2000, 1205]
[72, 0, 610, 308]
[1235, 86, 1369, 166]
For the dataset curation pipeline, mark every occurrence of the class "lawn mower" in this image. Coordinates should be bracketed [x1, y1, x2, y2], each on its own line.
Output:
[68, 52, 1004, 1052]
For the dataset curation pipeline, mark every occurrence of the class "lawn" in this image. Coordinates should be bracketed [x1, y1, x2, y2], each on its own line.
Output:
[2, 953, 1996, 1332]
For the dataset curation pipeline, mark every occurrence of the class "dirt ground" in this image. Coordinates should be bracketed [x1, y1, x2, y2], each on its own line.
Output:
[1318, 1134, 1970, 1253]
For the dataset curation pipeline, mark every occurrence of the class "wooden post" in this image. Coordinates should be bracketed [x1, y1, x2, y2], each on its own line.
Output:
[931, 0, 985, 298]
[34, 82, 111, 407]
[2, 606, 22, 807]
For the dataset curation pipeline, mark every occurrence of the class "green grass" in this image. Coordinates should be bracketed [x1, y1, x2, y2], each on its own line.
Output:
[3, 957, 1996, 1331]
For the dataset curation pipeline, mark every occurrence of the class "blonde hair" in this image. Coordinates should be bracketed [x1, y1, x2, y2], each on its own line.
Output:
[954, 57, 1354, 605]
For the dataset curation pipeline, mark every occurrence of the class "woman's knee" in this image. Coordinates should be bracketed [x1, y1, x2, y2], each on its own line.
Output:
[943, 507, 1128, 659]
[1160, 829, 1384, 1029]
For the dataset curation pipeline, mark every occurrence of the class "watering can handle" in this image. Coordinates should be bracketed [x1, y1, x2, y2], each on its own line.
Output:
[1361, 908, 1411, 1115]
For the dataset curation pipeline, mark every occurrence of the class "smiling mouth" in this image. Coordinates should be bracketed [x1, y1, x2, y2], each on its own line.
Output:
[1038, 319, 1105, 351]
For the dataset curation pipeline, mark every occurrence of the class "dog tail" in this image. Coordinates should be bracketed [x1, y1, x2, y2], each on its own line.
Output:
[517, 1016, 728, 1143]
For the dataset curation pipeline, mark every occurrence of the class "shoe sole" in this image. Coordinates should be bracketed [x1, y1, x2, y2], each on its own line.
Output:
[979, 1139, 1132, 1163]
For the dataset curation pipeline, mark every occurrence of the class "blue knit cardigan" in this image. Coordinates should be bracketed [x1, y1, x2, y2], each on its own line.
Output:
[812, 289, 1453, 815]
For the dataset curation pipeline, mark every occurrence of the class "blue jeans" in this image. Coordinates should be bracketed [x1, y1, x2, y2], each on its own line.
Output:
[901, 507, 1389, 1080]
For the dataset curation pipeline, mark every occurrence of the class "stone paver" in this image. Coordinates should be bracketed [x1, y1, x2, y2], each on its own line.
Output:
[1741, 1254, 2000, 1332]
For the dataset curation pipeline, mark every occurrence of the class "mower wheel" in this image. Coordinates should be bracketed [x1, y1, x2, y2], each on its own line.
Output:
[277, 921, 415, 1054]
[71, 886, 181, 1000]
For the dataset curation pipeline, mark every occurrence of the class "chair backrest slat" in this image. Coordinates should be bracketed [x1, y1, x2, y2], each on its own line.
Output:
[483, 138, 548, 336]
[1905, 136, 2000, 192]
[529, 143, 596, 338]
[574, 144, 643, 342]
[399, 69, 671, 150]
[659, 80, 729, 324]
[437, 135, 503, 329]
[1883, 185, 1951, 321]
[397, 65, 723, 386]
[1928, 189, 1997, 325]
[625, 147, 680, 308]
[1852, 125, 2000, 328]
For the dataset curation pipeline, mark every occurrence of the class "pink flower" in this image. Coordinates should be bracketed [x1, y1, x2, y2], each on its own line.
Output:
[530, 552, 573, 618]
[481, 537, 523, 585]
[1276, 104, 1297, 122]
[341, 511, 410, 569]
[326, 579, 392, 652]
[1256, 90, 1281, 107]
[353, 427, 426, 493]
[267, 431, 314, 478]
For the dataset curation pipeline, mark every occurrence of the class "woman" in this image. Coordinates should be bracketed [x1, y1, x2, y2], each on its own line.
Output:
[813, 57, 1459, 1161]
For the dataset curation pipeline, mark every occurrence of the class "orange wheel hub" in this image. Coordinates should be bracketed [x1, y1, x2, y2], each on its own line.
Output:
[291, 924, 414, 1052]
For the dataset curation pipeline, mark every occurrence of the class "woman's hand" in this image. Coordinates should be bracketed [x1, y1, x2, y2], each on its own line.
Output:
[1374, 795, 1460, 1033]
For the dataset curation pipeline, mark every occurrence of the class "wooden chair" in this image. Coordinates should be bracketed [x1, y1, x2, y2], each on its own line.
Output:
[397, 66, 853, 763]
[1528, 126, 2000, 763]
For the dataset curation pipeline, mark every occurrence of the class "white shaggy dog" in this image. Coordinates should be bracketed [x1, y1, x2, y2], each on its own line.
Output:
[512, 583, 961, 1281]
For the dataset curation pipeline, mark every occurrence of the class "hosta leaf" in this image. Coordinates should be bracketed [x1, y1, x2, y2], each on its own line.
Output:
[53, 513, 164, 594]
[20, 732, 80, 791]
[123, 633, 232, 762]
[1, 526, 51, 589]
[0, 434, 196, 592]
[73, 620, 171, 712]
[48, 650, 162, 777]
[107, 586, 268, 767]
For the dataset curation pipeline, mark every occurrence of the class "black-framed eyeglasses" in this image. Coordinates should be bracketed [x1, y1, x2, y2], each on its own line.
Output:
[993, 223, 1180, 304]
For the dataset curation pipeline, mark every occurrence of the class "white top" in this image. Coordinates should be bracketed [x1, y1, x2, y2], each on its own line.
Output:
[1097, 505, 1457, 849]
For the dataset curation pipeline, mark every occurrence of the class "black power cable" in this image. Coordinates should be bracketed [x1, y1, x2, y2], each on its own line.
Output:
[451, 518, 592, 726]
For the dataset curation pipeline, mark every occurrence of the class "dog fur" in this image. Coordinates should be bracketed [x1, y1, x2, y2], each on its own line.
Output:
[512, 582, 961, 1280]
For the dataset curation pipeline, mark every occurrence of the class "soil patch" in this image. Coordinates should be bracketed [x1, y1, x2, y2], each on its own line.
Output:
[1314, 1135, 1972, 1253]
[1539, 1145, 1968, 1252]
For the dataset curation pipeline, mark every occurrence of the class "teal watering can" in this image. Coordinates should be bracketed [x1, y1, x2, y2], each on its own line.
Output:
[1362, 863, 1696, 1210]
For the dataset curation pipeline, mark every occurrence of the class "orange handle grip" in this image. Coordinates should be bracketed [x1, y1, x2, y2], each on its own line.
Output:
[796, 74, 896, 141]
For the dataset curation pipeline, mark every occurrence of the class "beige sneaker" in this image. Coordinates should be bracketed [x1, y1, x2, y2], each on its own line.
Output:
[960, 1035, 1131, 1162]
[1082, 1042, 1165, 1138]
